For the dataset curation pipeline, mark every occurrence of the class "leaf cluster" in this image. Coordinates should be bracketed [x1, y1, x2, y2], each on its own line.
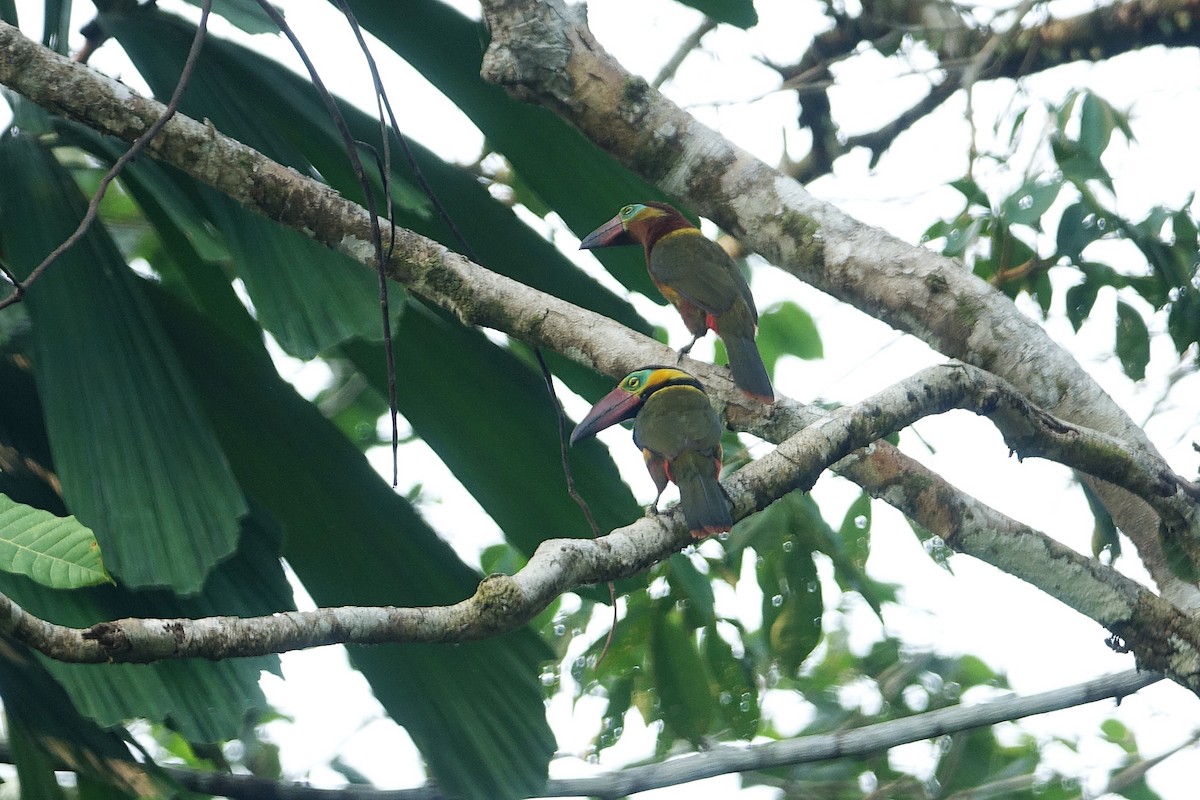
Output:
[925, 91, 1199, 382]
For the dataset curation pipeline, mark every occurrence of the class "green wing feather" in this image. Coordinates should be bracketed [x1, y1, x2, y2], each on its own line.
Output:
[648, 230, 757, 322]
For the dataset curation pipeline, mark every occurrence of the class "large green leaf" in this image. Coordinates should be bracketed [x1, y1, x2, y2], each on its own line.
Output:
[345, 0, 671, 300]
[207, 192, 396, 359]
[650, 603, 714, 747]
[342, 304, 642, 556]
[83, 62, 643, 588]
[104, 9, 409, 359]
[144, 286, 556, 800]
[102, 6, 651, 555]
[0, 638, 167, 798]
[108, 6, 650, 388]
[755, 300, 823, 371]
[0, 357, 288, 745]
[0, 131, 246, 593]
[49, 120, 263, 347]
[0, 494, 111, 589]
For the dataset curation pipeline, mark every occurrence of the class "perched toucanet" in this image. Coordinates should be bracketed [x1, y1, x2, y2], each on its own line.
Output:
[570, 366, 732, 539]
[580, 202, 774, 403]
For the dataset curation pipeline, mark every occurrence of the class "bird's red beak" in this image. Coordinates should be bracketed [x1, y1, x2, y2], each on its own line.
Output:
[569, 385, 643, 445]
[579, 214, 633, 250]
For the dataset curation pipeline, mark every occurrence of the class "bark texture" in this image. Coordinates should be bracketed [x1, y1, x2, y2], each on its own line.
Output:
[0, 19, 1197, 687]
[476, 0, 1200, 610]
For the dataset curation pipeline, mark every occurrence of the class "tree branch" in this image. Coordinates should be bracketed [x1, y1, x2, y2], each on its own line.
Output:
[994, 0, 1200, 78]
[1, 19, 1197, 684]
[1, 669, 1161, 799]
[473, 0, 1199, 608]
[0, 352, 1195, 688]
[771, 0, 1200, 179]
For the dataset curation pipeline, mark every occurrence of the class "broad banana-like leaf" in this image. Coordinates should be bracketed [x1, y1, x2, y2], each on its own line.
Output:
[0, 131, 246, 594]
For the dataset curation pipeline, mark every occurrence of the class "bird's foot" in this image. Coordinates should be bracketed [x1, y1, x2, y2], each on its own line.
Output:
[676, 335, 701, 363]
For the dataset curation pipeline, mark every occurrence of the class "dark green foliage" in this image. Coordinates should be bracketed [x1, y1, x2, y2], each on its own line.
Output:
[926, 90, 1199, 375]
[678, 0, 758, 28]
[342, 304, 642, 556]
[0, 132, 247, 594]
[0, 637, 171, 797]
[1116, 300, 1151, 381]
[341, 0, 672, 301]
[146, 286, 558, 799]
[651, 604, 715, 748]
[180, 0, 280, 34]
[756, 300, 825, 369]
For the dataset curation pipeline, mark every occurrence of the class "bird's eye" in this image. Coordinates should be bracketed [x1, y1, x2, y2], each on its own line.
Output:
[626, 376, 640, 389]
[620, 205, 635, 219]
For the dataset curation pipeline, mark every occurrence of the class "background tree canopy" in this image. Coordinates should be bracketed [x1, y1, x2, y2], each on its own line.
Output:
[0, 0, 1197, 798]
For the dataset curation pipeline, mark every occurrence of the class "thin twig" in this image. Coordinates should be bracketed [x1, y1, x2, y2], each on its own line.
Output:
[0, 0, 214, 311]
[533, 348, 616, 664]
[1092, 729, 1200, 796]
[652, 17, 716, 89]
[252, 1, 400, 483]
[2, 669, 1156, 800]
[332, 0, 405, 485]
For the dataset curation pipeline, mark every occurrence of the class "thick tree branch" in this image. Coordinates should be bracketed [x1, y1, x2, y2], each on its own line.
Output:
[1, 20, 1197, 684]
[772, 0, 1200, 180]
[474, 0, 1199, 609]
[995, 0, 1200, 77]
[0, 354, 1196, 687]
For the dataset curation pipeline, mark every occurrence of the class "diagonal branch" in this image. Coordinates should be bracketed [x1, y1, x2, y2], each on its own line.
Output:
[771, 0, 1200, 178]
[0, 21, 1197, 686]
[42, 669, 1160, 800]
[473, 0, 1199, 609]
[0, 356, 1196, 688]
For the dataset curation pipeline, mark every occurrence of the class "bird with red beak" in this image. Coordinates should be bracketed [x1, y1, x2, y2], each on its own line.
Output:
[571, 366, 732, 539]
[580, 202, 773, 403]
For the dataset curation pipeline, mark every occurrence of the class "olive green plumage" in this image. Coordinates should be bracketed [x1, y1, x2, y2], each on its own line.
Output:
[570, 367, 732, 539]
[580, 202, 773, 402]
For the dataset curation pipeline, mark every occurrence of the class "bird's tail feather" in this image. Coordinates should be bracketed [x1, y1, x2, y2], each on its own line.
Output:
[674, 452, 732, 539]
[724, 332, 773, 402]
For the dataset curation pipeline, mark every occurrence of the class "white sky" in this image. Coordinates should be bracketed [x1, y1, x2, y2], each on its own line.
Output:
[4, 0, 1200, 797]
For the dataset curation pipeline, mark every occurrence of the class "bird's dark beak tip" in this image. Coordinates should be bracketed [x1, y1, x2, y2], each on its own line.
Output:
[568, 426, 586, 447]
[579, 215, 626, 250]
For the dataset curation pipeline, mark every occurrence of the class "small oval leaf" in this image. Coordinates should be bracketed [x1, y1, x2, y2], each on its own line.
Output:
[650, 604, 714, 746]
[0, 494, 112, 589]
[758, 301, 823, 365]
[1115, 300, 1151, 381]
[1001, 178, 1062, 227]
